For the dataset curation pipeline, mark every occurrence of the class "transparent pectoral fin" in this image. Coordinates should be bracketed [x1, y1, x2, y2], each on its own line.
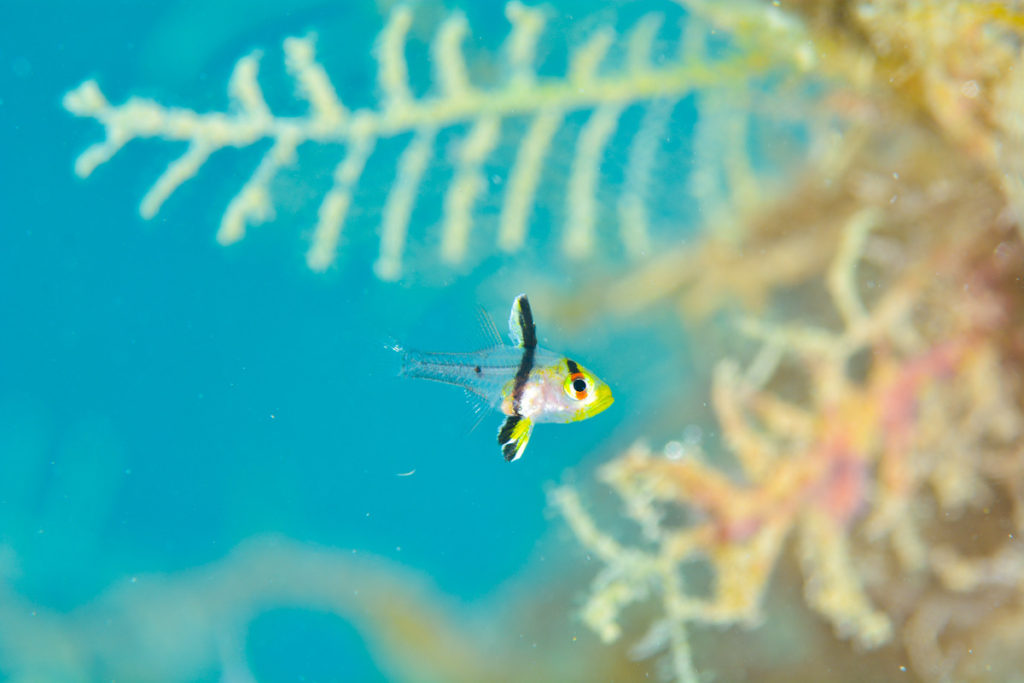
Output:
[465, 389, 497, 434]
[498, 414, 534, 462]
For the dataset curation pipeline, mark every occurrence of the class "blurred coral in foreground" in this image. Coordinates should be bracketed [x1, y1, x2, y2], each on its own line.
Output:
[552, 1, 1024, 681]
[64, 1, 801, 281]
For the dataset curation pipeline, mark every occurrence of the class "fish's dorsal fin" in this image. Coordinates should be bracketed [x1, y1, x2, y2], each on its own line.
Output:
[498, 414, 534, 462]
[475, 305, 504, 349]
[508, 294, 537, 349]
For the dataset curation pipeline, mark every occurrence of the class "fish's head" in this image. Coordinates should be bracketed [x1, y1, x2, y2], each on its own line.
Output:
[559, 358, 614, 423]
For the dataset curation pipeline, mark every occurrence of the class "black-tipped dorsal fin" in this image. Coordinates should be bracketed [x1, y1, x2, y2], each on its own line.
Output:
[508, 294, 537, 349]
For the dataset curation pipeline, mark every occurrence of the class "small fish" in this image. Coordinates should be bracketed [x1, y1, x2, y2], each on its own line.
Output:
[398, 294, 613, 462]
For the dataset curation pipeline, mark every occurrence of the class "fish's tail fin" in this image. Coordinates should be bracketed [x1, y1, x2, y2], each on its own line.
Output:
[397, 347, 417, 378]
[395, 347, 439, 381]
[387, 339, 436, 382]
[498, 414, 534, 462]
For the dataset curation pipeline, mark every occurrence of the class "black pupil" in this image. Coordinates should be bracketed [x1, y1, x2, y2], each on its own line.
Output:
[572, 378, 587, 393]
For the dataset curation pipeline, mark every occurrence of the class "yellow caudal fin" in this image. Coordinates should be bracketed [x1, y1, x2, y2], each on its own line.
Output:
[498, 414, 534, 462]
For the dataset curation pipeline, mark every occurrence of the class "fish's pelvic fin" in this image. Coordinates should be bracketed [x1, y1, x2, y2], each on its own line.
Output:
[498, 414, 534, 462]
[508, 294, 537, 349]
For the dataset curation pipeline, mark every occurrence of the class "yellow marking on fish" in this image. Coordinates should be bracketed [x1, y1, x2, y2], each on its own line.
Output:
[499, 414, 534, 462]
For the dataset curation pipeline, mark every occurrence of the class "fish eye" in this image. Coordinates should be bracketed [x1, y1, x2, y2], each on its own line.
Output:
[565, 372, 590, 401]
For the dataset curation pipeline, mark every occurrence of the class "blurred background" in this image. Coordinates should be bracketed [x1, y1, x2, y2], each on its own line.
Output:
[1, 0, 1023, 681]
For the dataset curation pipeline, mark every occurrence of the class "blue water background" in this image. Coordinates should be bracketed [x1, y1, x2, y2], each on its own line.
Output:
[0, 1, 710, 679]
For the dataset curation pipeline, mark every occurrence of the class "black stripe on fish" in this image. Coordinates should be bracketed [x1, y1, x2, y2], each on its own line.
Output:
[566, 359, 580, 375]
[510, 296, 537, 415]
[511, 347, 534, 415]
[515, 295, 537, 350]
[499, 415, 521, 461]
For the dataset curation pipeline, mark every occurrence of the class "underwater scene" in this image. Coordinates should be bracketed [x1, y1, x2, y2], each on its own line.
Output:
[3, 0, 1024, 680]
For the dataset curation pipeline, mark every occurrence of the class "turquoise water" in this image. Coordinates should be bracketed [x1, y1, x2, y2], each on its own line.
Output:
[0, 1, 713, 679]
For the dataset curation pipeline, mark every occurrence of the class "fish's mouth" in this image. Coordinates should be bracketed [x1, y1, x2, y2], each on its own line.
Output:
[589, 390, 614, 417]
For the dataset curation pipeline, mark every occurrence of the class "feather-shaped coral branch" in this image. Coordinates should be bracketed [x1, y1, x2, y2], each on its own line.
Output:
[64, 2, 782, 279]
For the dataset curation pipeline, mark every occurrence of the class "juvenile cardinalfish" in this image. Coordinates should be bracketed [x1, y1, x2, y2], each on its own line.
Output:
[398, 294, 613, 462]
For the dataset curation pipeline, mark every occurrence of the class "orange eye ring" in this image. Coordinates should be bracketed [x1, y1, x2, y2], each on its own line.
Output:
[566, 372, 589, 400]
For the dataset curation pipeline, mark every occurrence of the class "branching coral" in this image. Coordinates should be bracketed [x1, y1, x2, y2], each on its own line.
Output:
[551, 0, 1024, 327]
[63, 2, 802, 280]
[552, 203, 1023, 680]
[524, 6, 1024, 679]
[753, 0, 1024, 236]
